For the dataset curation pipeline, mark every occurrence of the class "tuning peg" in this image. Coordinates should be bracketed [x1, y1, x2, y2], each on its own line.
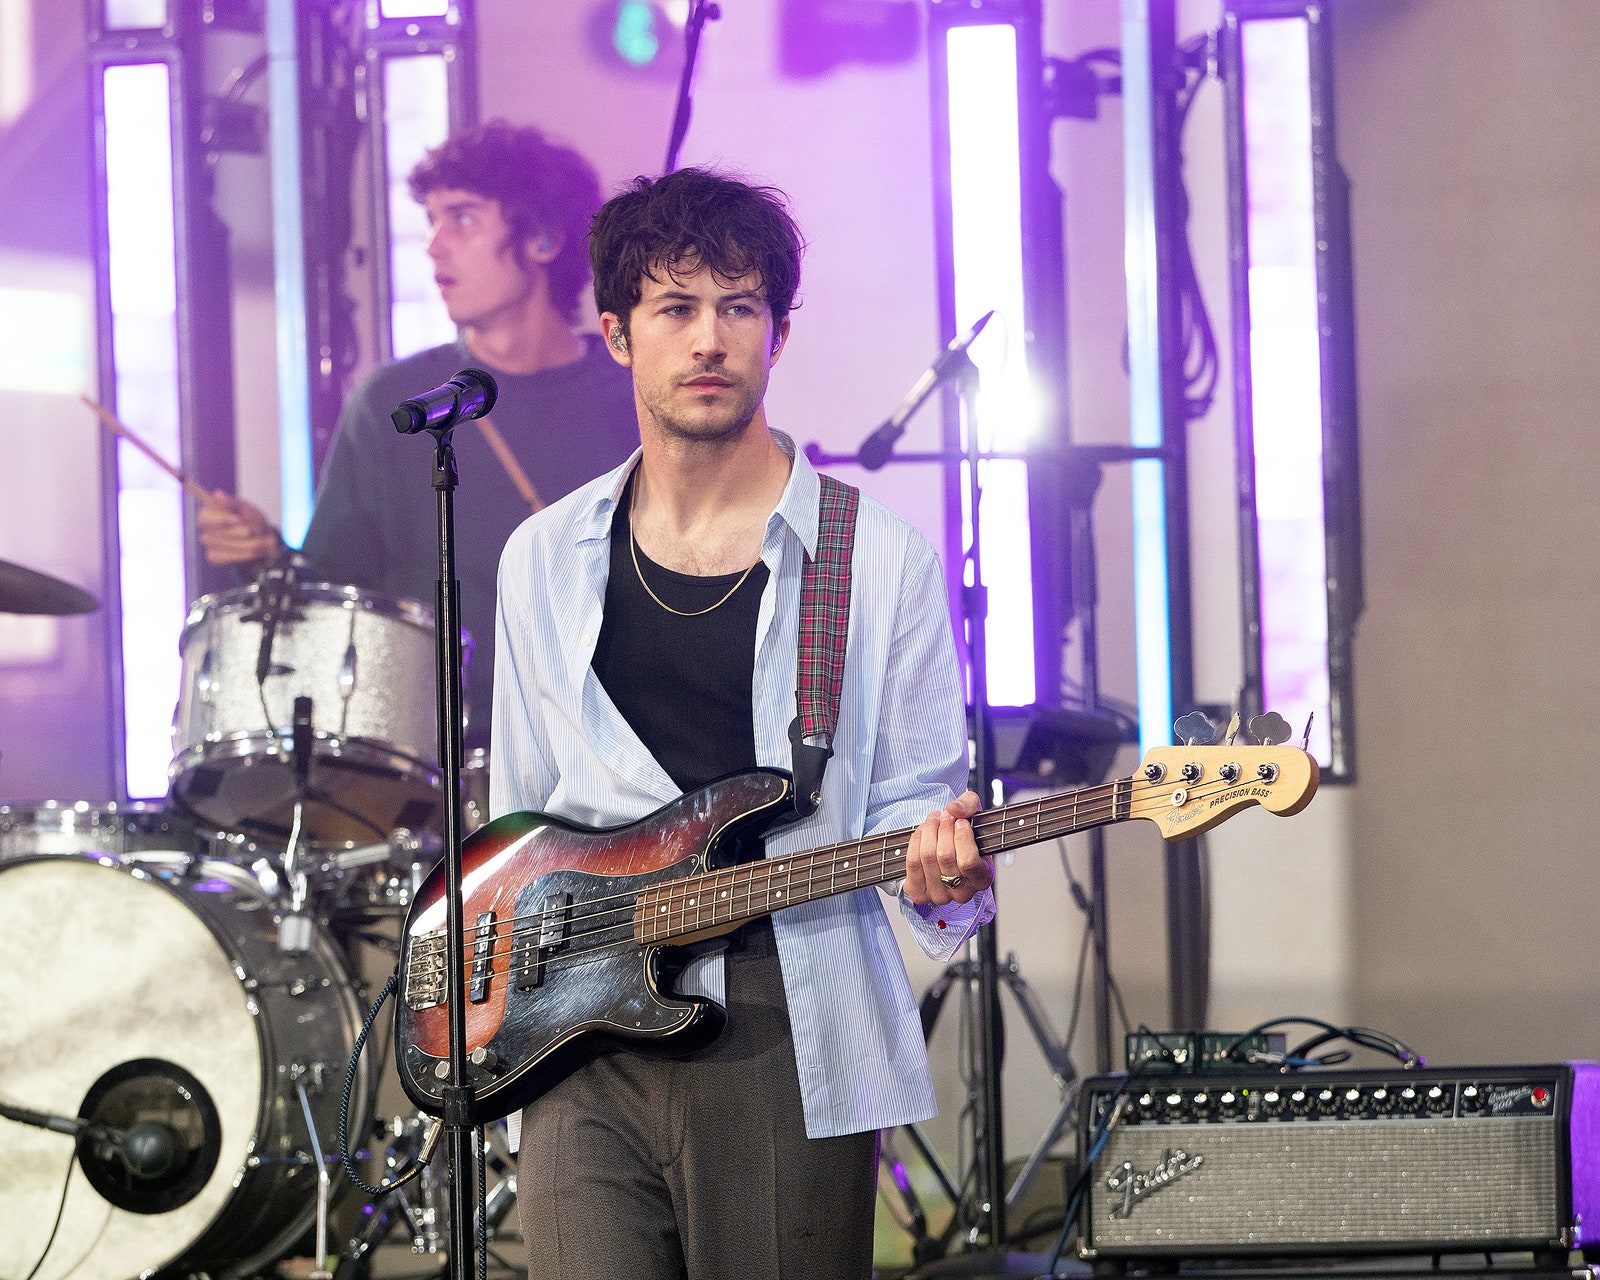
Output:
[1249, 712, 1292, 747]
[1173, 710, 1217, 746]
[1300, 712, 1315, 751]
[1224, 712, 1241, 746]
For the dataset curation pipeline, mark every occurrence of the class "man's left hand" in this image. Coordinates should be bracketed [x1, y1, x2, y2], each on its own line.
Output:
[902, 791, 993, 907]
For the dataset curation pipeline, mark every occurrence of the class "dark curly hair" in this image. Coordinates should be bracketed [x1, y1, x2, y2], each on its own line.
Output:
[589, 168, 804, 338]
[409, 119, 603, 324]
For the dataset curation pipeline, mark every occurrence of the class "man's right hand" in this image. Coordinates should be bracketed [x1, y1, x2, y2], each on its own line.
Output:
[198, 490, 283, 571]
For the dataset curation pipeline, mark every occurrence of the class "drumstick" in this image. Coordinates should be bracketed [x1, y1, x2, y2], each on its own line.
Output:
[80, 394, 214, 504]
[476, 415, 545, 514]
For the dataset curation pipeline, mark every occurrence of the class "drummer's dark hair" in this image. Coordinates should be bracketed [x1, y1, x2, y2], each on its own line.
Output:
[589, 168, 804, 338]
[409, 119, 603, 324]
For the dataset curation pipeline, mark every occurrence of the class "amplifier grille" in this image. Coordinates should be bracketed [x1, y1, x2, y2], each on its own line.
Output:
[1086, 1118, 1558, 1252]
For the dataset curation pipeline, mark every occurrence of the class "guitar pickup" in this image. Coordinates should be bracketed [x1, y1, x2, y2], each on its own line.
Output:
[469, 912, 495, 1004]
[511, 893, 572, 993]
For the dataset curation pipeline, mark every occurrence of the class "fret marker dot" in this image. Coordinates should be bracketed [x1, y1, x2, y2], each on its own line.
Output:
[659, 906, 667, 914]
[843, 861, 850, 869]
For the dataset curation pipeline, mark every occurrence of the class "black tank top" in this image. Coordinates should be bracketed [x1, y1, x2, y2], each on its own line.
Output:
[591, 477, 769, 794]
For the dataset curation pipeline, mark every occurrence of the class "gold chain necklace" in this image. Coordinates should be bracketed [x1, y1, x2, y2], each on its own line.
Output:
[629, 516, 758, 618]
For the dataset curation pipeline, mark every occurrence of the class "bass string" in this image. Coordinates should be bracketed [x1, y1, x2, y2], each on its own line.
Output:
[410, 772, 1267, 986]
[419, 772, 1152, 949]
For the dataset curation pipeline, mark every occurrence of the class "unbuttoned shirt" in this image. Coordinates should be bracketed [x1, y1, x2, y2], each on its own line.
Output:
[490, 433, 995, 1140]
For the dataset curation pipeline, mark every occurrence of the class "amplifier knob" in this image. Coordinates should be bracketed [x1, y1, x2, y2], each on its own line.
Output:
[1136, 1091, 1158, 1120]
[1191, 1090, 1212, 1117]
[1288, 1088, 1311, 1117]
[1425, 1084, 1451, 1115]
[1371, 1086, 1398, 1114]
[1398, 1085, 1421, 1115]
[1261, 1089, 1287, 1119]
[1163, 1091, 1185, 1119]
[1218, 1090, 1241, 1118]
[1342, 1087, 1363, 1118]
[1461, 1084, 1484, 1114]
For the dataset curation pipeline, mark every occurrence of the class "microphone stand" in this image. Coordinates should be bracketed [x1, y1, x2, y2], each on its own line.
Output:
[416, 418, 475, 1280]
[952, 351, 1011, 1253]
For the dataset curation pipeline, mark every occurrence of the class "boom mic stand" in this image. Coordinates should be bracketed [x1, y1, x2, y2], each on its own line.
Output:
[392, 368, 498, 1280]
[834, 340, 1010, 1252]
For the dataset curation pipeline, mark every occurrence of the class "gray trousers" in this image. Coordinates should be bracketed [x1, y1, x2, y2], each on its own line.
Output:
[515, 920, 878, 1279]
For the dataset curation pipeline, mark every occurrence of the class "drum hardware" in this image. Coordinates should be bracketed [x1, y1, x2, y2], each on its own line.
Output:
[294, 1077, 337, 1280]
[280, 694, 318, 953]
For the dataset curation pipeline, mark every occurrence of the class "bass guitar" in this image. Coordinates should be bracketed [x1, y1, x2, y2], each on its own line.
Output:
[394, 743, 1317, 1122]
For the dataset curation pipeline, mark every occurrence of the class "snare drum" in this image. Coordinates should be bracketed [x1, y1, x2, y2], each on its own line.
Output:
[0, 853, 373, 1280]
[170, 582, 457, 846]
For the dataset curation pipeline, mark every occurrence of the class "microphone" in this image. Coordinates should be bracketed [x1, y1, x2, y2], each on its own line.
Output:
[0, 1100, 185, 1180]
[391, 368, 499, 435]
[857, 310, 995, 471]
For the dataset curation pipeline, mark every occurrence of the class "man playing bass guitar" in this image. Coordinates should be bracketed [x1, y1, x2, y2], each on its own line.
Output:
[490, 168, 994, 1279]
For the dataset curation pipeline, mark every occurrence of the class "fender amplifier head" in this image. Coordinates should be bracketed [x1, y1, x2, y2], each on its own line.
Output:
[1078, 1063, 1600, 1262]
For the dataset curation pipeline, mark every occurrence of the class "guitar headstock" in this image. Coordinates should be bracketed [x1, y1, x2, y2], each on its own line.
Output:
[1133, 744, 1319, 841]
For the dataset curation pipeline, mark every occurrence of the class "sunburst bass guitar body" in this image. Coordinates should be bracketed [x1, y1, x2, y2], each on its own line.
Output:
[394, 746, 1317, 1124]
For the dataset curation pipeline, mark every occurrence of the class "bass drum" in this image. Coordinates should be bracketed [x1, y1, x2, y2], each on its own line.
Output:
[0, 855, 373, 1280]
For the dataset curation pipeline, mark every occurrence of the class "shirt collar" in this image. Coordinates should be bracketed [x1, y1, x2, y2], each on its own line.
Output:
[574, 431, 822, 559]
[766, 431, 821, 559]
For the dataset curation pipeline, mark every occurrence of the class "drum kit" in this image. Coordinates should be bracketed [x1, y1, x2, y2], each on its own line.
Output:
[0, 559, 514, 1280]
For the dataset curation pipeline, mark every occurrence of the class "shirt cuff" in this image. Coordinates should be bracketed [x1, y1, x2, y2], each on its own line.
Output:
[898, 884, 996, 961]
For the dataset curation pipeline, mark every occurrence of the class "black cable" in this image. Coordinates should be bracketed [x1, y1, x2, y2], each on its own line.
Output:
[1218, 1016, 1423, 1070]
[1042, 1059, 1158, 1274]
[339, 973, 428, 1199]
[19, 1151, 75, 1280]
[1058, 842, 1132, 1038]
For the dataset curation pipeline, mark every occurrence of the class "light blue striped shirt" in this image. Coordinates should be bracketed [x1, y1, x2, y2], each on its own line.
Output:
[491, 433, 995, 1139]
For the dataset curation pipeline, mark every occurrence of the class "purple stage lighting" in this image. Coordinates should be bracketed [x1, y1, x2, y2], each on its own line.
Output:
[1224, 1, 1362, 778]
[101, 61, 186, 800]
[933, 15, 1040, 710]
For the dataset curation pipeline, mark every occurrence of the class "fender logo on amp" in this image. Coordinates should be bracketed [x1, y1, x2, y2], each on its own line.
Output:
[1106, 1147, 1206, 1218]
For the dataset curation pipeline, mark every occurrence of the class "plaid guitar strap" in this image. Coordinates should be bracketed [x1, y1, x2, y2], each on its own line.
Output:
[789, 473, 860, 818]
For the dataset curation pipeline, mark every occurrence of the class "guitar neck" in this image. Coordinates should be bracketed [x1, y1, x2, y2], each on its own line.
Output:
[635, 776, 1134, 946]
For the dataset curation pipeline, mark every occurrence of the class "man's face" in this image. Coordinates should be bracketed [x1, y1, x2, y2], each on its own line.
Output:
[423, 188, 538, 329]
[605, 262, 789, 444]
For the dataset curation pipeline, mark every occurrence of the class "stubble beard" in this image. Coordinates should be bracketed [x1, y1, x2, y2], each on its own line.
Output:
[640, 369, 767, 446]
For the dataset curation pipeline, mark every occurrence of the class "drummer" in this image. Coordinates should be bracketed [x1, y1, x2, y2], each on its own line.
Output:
[199, 121, 639, 748]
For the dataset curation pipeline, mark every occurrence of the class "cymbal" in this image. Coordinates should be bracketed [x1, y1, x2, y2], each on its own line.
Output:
[0, 559, 99, 616]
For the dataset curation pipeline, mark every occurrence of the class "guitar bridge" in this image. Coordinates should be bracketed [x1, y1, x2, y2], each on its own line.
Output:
[404, 932, 446, 1010]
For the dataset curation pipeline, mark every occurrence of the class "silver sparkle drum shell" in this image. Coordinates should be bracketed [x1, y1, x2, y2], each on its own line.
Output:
[170, 582, 454, 846]
[0, 800, 206, 862]
[0, 854, 372, 1280]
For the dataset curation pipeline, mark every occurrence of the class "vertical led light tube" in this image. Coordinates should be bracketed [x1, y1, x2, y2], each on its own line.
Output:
[1224, 1, 1360, 776]
[1242, 17, 1328, 758]
[1120, 0, 1175, 755]
[267, 0, 315, 546]
[383, 54, 454, 358]
[361, 2, 476, 364]
[937, 18, 1037, 709]
[102, 61, 186, 799]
